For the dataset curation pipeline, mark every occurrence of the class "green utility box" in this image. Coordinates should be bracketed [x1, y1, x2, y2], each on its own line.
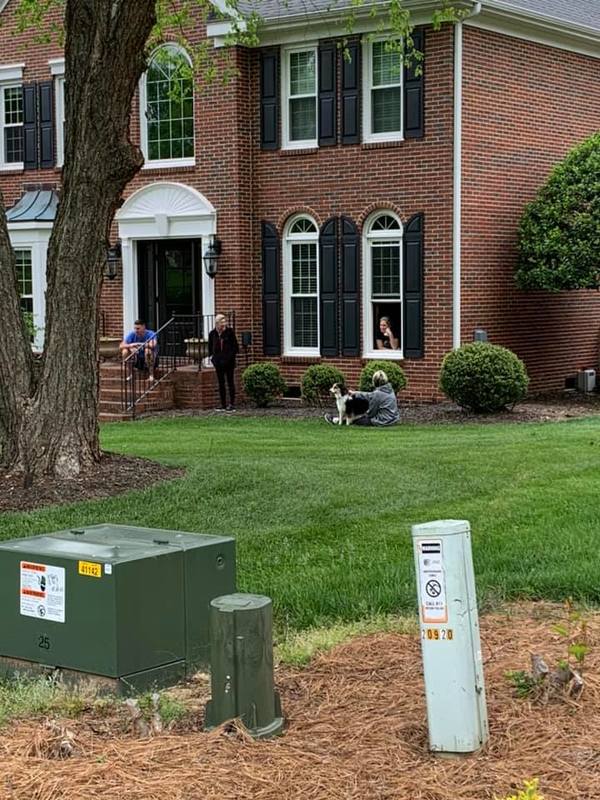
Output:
[0, 524, 235, 691]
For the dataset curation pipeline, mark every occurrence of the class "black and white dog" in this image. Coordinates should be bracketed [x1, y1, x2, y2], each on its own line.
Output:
[330, 383, 370, 426]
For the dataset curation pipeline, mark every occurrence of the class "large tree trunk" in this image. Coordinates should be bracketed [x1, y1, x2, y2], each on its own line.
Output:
[0, 0, 156, 479]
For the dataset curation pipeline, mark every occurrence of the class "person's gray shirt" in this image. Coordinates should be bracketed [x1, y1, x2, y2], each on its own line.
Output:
[353, 382, 399, 426]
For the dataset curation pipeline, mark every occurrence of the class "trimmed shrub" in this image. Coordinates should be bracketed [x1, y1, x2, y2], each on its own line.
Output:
[439, 343, 529, 412]
[359, 361, 407, 394]
[516, 131, 600, 291]
[301, 364, 346, 406]
[242, 363, 287, 408]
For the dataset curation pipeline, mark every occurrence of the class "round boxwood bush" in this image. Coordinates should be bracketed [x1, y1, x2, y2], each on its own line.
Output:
[439, 343, 529, 412]
[359, 360, 407, 394]
[301, 364, 346, 406]
[242, 363, 287, 408]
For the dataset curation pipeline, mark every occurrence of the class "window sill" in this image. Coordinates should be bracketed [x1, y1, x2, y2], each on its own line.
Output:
[0, 162, 24, 173]
[280, 146, 319, 156]
[363, 350, 404, 361]
[142, 158, 196, 171]
[361, 138, 405, 150]
[281, 354, 322, 364]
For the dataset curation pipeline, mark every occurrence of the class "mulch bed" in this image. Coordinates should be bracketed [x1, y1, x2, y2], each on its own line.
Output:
[0, 454, 184, 515]
[1, 604, 598, 800]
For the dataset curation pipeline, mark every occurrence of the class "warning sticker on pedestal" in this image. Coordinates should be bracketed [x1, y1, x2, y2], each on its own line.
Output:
[20, 561, 65, 623]
[417, 540, 448, 624]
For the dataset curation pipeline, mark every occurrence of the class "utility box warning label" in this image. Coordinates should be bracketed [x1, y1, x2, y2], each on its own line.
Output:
[20, 562, 65, 623]
[417, 540, 448, 624]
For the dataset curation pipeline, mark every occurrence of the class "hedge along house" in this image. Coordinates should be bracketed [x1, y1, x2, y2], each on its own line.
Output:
[0, 0, 599, 411]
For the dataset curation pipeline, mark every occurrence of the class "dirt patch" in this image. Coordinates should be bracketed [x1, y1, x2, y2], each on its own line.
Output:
[1, 604, 598, 799]
[151, 391, 600, 425]
[0, 454, 185, 514]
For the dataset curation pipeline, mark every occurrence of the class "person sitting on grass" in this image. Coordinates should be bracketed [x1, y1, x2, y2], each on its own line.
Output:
[120, 319, 158, 383]
[325, 370, 399, 427]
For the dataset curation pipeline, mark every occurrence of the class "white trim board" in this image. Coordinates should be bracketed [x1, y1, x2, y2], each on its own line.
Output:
[466, 9, 600, 59]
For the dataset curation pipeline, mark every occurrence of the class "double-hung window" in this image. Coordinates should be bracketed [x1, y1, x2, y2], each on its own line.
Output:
[283, 47, 317, 149]
[0, 84, 23, 169]
[141, 44, 195, 168]
[363, 212, 403, 358]
[363, 39, 403, 143]
[284, 216, 320, 355]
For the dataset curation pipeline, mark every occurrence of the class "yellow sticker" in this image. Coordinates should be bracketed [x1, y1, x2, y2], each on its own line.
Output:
[78, 561, 102, 578]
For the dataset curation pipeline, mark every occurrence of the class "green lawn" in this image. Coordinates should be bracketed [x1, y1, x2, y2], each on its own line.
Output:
[2, 416, 600, 632]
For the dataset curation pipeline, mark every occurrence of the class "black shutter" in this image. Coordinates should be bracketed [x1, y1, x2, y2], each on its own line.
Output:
[262, 222, 281, 355]
[318, 42, 337, 147]
[403, 213, 424, 358]
[38, 81, 55, 168]
[22, 83, 38, 170]
[341, 40, 360, 145]
[341, 217, 360, 355]
[260, 50, 279, 150]
[319, 218, 338, 356]
[404, 28, 424, 139]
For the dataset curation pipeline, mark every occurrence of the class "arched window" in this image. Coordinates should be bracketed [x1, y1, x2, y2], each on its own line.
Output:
[284, 215, 319, 355]
[141, 44, 194, 166]
[363, 211, 403, 356]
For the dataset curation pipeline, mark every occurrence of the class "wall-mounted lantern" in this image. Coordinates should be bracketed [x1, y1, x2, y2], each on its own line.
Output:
[203, 238, 222, 278]
[105, 241, 122, 281]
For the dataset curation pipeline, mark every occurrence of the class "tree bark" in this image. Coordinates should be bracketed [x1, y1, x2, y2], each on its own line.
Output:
[0, 0, 156, 479]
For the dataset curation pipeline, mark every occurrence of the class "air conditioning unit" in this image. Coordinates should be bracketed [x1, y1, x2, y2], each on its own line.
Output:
[577, 369, 596, 393]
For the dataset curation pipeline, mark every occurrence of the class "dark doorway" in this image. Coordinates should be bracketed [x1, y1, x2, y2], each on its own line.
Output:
[137, 239, 203, 330]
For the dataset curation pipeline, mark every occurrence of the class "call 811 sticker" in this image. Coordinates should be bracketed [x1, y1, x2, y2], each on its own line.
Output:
[20, 561, 66, 623]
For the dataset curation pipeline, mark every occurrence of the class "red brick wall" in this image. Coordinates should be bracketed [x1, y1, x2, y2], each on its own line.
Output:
[461, 27, 600, 392]
[251, 27, 456, 401]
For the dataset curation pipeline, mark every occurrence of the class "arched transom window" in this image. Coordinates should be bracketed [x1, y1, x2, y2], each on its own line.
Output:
[142, 44, 195, 166]
[284, 215, 320, 355]
[363, 211, 403, 357]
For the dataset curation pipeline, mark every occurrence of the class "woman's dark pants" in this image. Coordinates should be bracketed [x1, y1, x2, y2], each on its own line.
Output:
[215, 362, 235, 408]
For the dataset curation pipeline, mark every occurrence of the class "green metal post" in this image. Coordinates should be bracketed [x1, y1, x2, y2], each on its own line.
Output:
[204, 593, 284, 739]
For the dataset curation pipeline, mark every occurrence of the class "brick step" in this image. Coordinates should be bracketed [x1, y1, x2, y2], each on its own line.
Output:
[99, 411, 133, 422]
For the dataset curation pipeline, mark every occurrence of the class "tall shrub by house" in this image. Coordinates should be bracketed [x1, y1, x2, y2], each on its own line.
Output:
[242, 363, 286, 408]
[358, 361, 407, 394]
[301, 365, 346, 406]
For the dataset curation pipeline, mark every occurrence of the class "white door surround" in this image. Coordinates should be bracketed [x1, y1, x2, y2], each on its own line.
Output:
[116, 182, 217, 333]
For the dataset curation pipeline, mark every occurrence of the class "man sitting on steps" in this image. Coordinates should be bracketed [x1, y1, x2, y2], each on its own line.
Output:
[120, 319, 158, 383]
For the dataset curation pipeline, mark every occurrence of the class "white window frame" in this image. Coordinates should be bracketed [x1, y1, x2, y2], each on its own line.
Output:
[362, 37, 404, 144]
[281, 44, 318, 150]
[139, 43, 196, 170]
[15, 247, 33, 315]
[362, 210, 404, 360]
[283, 214, 320, 357]
[49, 59, 66, 168]
[0, 64, 25, 171]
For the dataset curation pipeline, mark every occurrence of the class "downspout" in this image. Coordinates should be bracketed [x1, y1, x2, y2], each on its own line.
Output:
[453, 1, 482, 349]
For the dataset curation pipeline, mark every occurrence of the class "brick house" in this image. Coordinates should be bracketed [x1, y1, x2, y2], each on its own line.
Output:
[0, 0, 599, 411]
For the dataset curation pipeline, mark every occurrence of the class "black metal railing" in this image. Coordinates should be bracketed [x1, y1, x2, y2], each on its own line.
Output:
[120, 312, 235, 417]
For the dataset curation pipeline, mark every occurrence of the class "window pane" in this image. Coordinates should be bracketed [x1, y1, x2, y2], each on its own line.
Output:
[15, 250, 33, 296]
[290, 51, 316, 96]
[372, 245, 401, 298]
[4, 127, 23, 163]
[372, 87, 401, 134]
[3, 86, 23, 125]
[292, 243, 317, 294]
[290, 97, 316, 141]
[146, 48, 194, 161]
[292, 297, 318, 348]
[372, 41, 401, 87]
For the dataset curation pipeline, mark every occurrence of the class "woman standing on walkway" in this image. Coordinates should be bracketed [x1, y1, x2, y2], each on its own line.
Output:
[209, 314, 239, 411]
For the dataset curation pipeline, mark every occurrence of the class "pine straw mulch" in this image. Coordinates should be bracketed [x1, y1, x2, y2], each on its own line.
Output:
[0, 454, 185, 514]
[1, 603, 599, 800]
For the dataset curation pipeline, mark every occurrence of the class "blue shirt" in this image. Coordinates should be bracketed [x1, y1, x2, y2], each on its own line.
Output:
[125, 329, 157, 349]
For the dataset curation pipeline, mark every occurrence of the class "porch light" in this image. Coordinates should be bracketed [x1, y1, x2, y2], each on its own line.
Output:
[203, 238, 222, 278]
[105, 242, 122, 281]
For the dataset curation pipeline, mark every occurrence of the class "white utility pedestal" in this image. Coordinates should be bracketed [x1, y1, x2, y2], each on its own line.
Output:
[411, 519, 488, 755]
